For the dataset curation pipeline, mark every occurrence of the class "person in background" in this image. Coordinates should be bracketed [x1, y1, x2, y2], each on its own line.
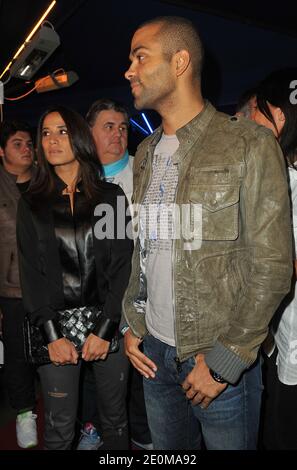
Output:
[16, 106, 133, 450]
[75, 98, 152, 450]
[236, 87, 257, 119]
[251, 68, 297, 450]
[87, 98, 133, 201]
[123, 16, 292, 450]
[0, 120, 38, 448]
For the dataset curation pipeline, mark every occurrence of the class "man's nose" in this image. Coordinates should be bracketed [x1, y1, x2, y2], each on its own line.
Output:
[22, 143, 33, 153]
[114, 127, 123, 137]
[125, 63, 135, 81]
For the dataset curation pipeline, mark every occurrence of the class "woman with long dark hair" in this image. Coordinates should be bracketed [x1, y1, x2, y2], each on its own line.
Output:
[16, 106, 133, 450]
[252, 68, 297, 449]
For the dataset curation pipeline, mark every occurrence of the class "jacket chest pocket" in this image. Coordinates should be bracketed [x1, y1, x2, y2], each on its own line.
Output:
[189, 185, 240, 240]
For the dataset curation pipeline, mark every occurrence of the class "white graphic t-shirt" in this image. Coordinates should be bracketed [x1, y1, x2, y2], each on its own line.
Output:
[140, 133, 179, 346]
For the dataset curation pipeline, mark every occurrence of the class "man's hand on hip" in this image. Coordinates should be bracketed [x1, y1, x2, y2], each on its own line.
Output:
[124, 329, 157, 379]
[182, 353, 227, 409]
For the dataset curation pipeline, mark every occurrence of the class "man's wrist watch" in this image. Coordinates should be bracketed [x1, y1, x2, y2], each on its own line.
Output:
[209, 368, 227, 384]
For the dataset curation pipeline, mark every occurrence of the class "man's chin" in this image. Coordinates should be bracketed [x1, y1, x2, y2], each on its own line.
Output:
[134, 98, 145, 111]
[133, 93, 152, 111]
[20, 160, 33, 168]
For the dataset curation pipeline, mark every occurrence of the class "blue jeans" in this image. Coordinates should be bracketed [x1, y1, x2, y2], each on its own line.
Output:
[143, 335, 263, 450]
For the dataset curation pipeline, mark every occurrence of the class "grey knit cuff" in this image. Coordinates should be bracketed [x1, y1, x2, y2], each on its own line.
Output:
[205, 341, 248, 385]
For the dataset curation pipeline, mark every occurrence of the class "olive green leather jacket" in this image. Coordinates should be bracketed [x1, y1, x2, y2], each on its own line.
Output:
[123, 101, 292, 384]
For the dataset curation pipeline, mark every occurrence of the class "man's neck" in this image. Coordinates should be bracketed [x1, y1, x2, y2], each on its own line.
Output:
[157, 83, 204, 135]
[102, 150, 129, 178]
[100, 152, 126, 165]
[161, 99, 205, 135]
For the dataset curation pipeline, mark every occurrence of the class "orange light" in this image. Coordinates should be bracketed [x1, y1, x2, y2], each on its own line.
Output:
[0, 0, 57, 79]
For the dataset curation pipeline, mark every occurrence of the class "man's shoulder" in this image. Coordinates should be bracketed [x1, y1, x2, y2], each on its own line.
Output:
[0, 165, 19, 200]
[126, 155, 134, 172]
[212, 111, 273, 140]
[0, 164, 14, 183]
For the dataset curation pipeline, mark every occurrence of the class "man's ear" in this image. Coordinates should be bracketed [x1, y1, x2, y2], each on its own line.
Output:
[0, 146, 4, 158]
[174, 50, 190, 77]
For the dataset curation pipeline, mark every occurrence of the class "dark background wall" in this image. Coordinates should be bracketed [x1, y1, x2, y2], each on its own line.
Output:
[1, 0, 297, 151]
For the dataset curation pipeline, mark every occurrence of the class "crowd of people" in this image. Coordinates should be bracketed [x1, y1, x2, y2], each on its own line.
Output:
[0, 15, 297, 450]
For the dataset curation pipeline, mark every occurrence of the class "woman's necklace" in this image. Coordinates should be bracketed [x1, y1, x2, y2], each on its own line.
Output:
[61, 176, 79, 195]
[63, 185, 77, 194]
[61, 177, 80, 215]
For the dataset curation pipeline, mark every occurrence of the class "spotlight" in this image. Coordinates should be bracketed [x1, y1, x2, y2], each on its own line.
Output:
[10, 25, 60, 80]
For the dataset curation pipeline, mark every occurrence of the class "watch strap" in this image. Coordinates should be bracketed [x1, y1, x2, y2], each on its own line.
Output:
[209, 368, 227, 384]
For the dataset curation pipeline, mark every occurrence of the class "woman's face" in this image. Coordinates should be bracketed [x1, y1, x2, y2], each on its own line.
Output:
[252, 101, 285, 137]
[41, 112, 76, 167]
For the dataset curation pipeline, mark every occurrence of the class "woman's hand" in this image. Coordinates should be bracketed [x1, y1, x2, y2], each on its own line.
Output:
[82, 333, 110, 361]
[48, 337, 79, 365]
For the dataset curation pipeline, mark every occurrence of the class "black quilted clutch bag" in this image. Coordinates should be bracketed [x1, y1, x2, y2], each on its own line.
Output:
[23, 306, 119, 365]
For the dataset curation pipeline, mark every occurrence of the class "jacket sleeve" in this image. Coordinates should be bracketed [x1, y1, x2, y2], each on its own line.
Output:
[16, 198, 62, 342]
[205, 131, 293, 384]
[93, 187, 134, 341]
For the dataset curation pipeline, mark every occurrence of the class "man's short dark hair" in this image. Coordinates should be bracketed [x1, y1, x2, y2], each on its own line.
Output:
[86, 98, 129, 128]
[138, 16, 204, 81]
[0, 120, 33, 149]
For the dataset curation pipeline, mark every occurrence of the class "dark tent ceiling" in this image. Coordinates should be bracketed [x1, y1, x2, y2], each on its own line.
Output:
[1, 0, 297, 127]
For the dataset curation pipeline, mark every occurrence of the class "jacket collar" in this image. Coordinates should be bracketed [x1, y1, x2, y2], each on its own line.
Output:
[52, 171, 83, 193]
[143, 100, 216, 150]
[176, 100, 216, 145]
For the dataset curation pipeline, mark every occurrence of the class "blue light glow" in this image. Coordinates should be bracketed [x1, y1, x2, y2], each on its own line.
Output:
[141, 113, 154, 133]
[130, 118, 150, 136]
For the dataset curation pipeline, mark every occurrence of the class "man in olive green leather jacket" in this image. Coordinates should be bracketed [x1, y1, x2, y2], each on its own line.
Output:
[122, 16, 292, 450]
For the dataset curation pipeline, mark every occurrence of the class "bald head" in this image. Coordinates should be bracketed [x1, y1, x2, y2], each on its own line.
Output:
[138, 16, 204, 82]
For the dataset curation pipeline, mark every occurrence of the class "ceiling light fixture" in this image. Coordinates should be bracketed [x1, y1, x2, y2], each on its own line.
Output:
[0, 0, 57, 80]
[9, 25, 60, 80]
[35, 70, 79, 93]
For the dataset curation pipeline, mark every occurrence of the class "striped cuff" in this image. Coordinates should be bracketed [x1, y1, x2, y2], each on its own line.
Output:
[205, 341, 249, 384]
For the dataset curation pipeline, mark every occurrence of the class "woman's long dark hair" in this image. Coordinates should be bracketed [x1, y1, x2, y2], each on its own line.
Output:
[256, 68, 297, 167]
[29, 105, 103, 202]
